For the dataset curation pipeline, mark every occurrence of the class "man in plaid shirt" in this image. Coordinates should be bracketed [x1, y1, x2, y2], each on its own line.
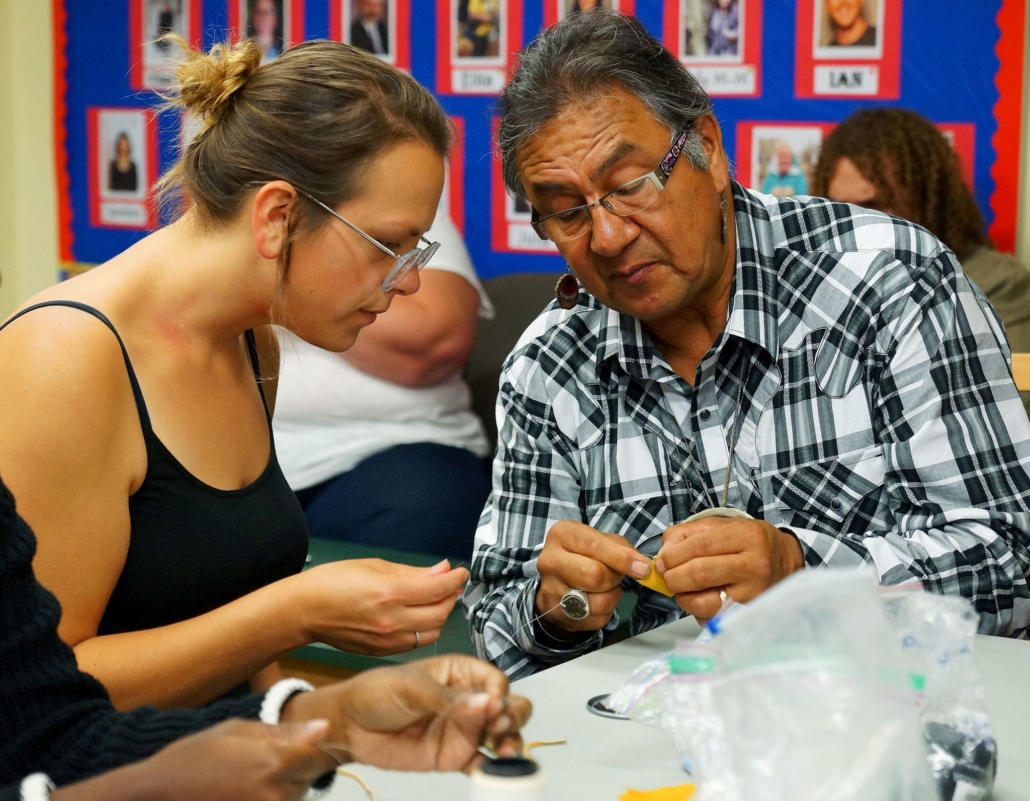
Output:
[465, 12, 1030, 677]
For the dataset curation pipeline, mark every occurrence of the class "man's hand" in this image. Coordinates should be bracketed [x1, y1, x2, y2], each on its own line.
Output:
[655, 517, 804, 620]
[281, 655, 531, 774]
[535, 520, 650, 636]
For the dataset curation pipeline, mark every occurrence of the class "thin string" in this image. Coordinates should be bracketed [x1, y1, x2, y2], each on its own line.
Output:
[317, 744, 378, 801]
[509, 598, 564, 643]
[686, 358, 753, 510]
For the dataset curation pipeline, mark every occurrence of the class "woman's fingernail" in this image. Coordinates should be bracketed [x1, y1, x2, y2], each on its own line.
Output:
[493, 715, 512, 731]
[631, 560, 650, 578]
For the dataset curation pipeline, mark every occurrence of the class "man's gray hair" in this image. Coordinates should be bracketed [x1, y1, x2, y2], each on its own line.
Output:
[497, 10, 714, 202]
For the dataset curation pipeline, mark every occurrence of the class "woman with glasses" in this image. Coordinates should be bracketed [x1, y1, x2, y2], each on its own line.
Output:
[0, 38, 467, 710]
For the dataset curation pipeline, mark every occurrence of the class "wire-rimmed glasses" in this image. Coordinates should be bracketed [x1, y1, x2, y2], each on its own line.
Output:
[530, 128, 692, 243]
[297, 189, 440, 292]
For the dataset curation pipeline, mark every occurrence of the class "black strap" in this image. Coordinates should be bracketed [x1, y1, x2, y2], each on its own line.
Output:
[0, 301, 153, 431]
[243, 329, 271, 420]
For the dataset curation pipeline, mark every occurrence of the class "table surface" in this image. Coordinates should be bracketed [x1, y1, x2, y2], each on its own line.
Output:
[326, 618, 1030, 800]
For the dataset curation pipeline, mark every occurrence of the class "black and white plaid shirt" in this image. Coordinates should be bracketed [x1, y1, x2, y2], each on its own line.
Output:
[465, 184, 1030, 678]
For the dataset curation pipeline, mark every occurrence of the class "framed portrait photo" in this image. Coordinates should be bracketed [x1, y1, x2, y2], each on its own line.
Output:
[795, 0, 901, 99]
[663, 0, 762, 97]
[229, 0, 305, 63]
[735, 122, 836, 198]
[87, 107, 159, 230]
[332, 0, 412, 72]
[129, 0, 201, 90]
[436, 0, 523, 95]
[543, 0, 635, 28]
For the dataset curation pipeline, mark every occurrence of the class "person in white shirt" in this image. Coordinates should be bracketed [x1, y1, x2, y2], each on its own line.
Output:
[274, 209, 494, 560]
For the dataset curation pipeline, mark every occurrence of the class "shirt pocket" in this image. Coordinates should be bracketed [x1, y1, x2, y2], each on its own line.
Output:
[769, 450, 890, 536]
[582, 496, 672, 555]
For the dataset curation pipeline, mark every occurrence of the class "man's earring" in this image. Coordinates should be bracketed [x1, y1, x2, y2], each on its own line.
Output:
[720, 194, 729, 244]
[555, 268, 579, 310]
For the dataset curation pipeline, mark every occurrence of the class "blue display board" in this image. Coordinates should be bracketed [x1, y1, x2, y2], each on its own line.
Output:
[54, 0, 1026, 278]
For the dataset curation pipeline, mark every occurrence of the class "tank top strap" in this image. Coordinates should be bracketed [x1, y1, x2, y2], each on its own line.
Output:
[243, 329, 271, 420]
[0, 301, 153, 432]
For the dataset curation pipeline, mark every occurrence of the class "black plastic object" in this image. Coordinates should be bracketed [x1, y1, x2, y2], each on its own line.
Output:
[480, 757, 540, 777]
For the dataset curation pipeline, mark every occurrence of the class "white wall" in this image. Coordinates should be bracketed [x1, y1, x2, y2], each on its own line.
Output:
[0, 0, 57, 319]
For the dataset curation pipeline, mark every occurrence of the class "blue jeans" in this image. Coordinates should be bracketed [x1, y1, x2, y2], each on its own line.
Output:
[295, 443, 492, 562]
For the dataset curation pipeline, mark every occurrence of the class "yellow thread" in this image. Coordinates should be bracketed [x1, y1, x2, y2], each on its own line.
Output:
[636, 557, 674, 597]
[523, 738, 567, 760]
[335, 767, 378, 800]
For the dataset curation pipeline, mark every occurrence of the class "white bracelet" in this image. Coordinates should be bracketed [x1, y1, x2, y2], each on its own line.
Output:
[259, 678, 315, 724]
[20, 773, 55, 801]
[260, 678, 337, 800]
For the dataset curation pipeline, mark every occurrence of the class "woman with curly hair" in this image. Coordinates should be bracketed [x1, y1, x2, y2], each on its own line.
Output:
[813, 107, 1030, 415]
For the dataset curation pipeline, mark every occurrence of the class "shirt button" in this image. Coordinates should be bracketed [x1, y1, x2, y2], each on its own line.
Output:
[831, 498, 843, 511]
[699, 409, 711, 421]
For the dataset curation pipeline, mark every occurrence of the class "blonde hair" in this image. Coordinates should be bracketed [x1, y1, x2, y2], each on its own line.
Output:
[156, 36, 451, 276]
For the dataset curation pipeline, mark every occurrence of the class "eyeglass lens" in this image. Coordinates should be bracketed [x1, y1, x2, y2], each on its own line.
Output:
[544, 175, 660, 243]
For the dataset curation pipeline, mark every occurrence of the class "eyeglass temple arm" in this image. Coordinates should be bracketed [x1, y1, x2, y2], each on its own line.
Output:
[297, 190, 399, 259]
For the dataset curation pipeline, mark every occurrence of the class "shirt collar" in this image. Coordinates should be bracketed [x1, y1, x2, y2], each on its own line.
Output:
[596, 181, 781, 381]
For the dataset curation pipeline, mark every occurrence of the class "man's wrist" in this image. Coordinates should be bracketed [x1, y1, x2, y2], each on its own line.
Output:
[778, 527, 806, 574]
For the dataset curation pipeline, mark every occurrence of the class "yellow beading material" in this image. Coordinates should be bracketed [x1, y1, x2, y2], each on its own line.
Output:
[635, 557, 674, 597]
[619, 782, 696, 801]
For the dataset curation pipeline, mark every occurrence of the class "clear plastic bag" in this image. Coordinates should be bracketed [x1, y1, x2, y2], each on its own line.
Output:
[611, 569, 996, 801]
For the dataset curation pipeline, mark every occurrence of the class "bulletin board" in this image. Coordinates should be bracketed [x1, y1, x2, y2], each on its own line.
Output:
[52, 0, 1027, 279]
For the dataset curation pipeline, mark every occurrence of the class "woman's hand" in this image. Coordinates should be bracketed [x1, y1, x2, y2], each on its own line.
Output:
[290, 558, 468, 655]
[283, 655, 532, 774]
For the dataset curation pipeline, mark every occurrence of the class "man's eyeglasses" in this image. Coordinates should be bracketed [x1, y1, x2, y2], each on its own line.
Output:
[297, 189, 440, 292]
[530, 128, 692, 243]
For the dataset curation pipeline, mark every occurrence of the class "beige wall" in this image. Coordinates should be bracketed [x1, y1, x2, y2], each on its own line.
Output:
[1, 3, 1030, 321]
[0, 0, 57, 319]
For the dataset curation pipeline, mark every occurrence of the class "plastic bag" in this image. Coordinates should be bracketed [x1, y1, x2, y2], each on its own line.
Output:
[881, 588, 997, 801]
[612, 569, 997, 801]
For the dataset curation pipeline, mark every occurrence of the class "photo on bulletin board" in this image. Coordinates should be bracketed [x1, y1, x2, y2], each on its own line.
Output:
[490, 119, 559, 254]
[331, 0, 412, 72]
[228, 0, 305, 62]
[543, 0, 636, 28]
[937, 123, 976, 189]
[663, 0, 762, 97]
[436, 0, 523, 95]
[795, 0, 901, 99]
[129, 0, 202, 90]
[87, 108, 159, 230]
[735, 122, 836, 198]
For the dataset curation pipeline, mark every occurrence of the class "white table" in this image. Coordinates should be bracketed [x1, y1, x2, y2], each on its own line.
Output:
[327, 619, 1030, 800]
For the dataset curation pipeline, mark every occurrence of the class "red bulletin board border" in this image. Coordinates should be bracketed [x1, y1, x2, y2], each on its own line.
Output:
[436, 0, 523, 96]
[663, 0, 762, 98]
[989, 0, 1027, 253]
[543, 0, 636, 28]
[229, 0, 306, 48]
[795, 0, 902, 100]
[129, 0, 202, 90]
[489, 119, 558, 255]
[330, 0, 411, 72]
[87, 108, 159, 231]
[52, 0, 74, 262]
[448, 116, 466, 234]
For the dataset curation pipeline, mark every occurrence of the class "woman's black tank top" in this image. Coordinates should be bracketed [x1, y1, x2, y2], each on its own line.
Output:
[0, 301, 309, 636]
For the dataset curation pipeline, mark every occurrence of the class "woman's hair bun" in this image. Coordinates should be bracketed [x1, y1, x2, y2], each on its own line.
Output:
[161, 36, 264, 126]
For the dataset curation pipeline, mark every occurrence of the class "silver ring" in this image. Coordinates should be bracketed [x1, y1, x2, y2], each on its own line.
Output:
[413, 631, 421, 650]
[718, 589, 730, 606]
[560, 588, 591, 621]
